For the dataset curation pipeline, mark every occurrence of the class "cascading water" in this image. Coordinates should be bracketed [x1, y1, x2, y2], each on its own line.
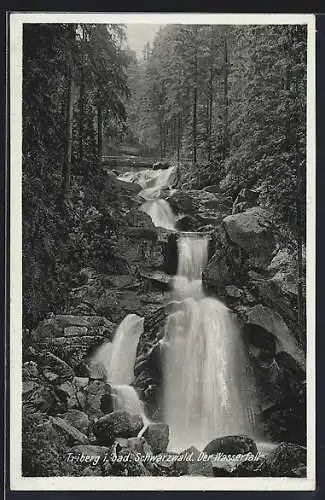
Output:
[112, 384, 147, 417]
[141, 199, 176, 230]
[136, 166, 177, 230]
[163, 235, 259, 451]
[102, 161, 262, 453]
[92, 314, 147, 423]
[107, 313, 144, 385]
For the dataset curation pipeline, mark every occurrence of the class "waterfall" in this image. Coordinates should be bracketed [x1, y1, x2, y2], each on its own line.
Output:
[141, 199, 176, 230]
[163, 235, 258, 451]
[177, 235, 209, 280]
[107, 313, 144, 385]
[135, 165, 177, 230]
[92, 313, 148, 424]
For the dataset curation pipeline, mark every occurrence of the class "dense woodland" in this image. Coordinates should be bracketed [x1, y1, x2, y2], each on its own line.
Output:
[23, 22, 307, 329]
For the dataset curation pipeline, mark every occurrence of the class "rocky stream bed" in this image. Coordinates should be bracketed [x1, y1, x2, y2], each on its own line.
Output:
[22, 161, 307, 478]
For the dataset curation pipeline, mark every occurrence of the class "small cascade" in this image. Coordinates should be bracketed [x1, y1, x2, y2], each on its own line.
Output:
[141, 199, 176, 230]
[177, 235, 209, 280]
[107, 313, 144, 385]
[134, 165, 177, 230]
[112, 384, 148, 421]
[92, 313, 148, 424]
[163, 234, 259, 451]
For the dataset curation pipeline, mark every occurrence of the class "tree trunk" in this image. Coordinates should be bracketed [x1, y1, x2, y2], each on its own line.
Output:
[208, 64, 213, 161]
[97, 105, 103, 159]
[192, 27, 198, 164]
[79, 67, 85, 162]
[177, 113, 181, 163]
[159, 122, 163, 159]
[286, 27, 305, 339]
[296, 160, 305, 338]
[223, 32, 229, 159]
[61, 55, 74, 197]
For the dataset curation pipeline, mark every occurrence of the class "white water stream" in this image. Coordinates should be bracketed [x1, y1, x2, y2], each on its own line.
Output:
[94, 162, 264, 453]
[163, 235, 259, 451]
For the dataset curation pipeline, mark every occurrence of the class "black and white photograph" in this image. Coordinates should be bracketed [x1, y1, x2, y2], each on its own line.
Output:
[10, 13, 316, 491]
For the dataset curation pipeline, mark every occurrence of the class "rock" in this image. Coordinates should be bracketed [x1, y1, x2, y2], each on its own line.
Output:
[79, 359, 107, 381]
[127, 437, 152, 454]
[22, 380, 39, 395]
[93, 411, 143, 446]
[49, 416, 89, 445]
[134, 308, 167, 416]
[153, 161, 170, 170]
[203, 435, 258, 456]
[59, 410, 90, 435]
[69, 444, 111, 459]
[166, 192, 195, 215]
[225, 285, 244, 299]
[73, 377, 89, 389]
[232, 188, 260, 215]
[22, 361, 39, 379]
[22, 382, 56, 413]
[81, 465, 103, 476]
[125, 209, 155, 229]
[232, 459, 265, 477]
[55, 380, 79, 409]
[143, 423, 169, 454]
[111, 448, 151, 476]
[31, 316, 116, 369]
[251, 266, 302, 334]
[262, 404, 306, 446]
[292, 466, 307, 478]
[260, 442, 306, 477]
[203, 184, 220, 193]
[64, 326, 88, 336]
[176, 214, 199, 231]
[245, 304, 304, 366]
[202, 245, 235, 292]
[139, 270, 171, 291]
[83, 380, 112, 418]
[223, 207, 276, 268]
[243, 321, 277, 358]
[137, 307, 167, 357]
[37, 352, 75, 384]
[187, 451, 214, 477]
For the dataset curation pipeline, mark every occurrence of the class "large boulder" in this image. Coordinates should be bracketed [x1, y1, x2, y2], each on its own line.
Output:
[245, 304, 304, 366]
[250, 249, 304, 334]
[260, 442, 307, 477]
[202, 244, 236, 292]
[31, 315, 116, 369]
[166, 192, 196, 215]
[93, 411, 143, 446]
[133, 308, 167, 418]
[176, 214, 200, 231]
[37, 352, 75, 385]
[49, 416, 89, 446]
[125, 208, 155, 229]
[82, 380, 113, 418]
[22, 381, 57, 413]
[59, 409, 90, 435]
[223, 207, 276, 268]
[203, 435, 258, 456]
[110, 448, 151, 476]
[142, 423, 169, 454]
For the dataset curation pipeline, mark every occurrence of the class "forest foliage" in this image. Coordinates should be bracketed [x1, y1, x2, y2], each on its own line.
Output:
[22, 23, 307, 328]
[127, 24, 307, 230]
[23, 24, 129, 327]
